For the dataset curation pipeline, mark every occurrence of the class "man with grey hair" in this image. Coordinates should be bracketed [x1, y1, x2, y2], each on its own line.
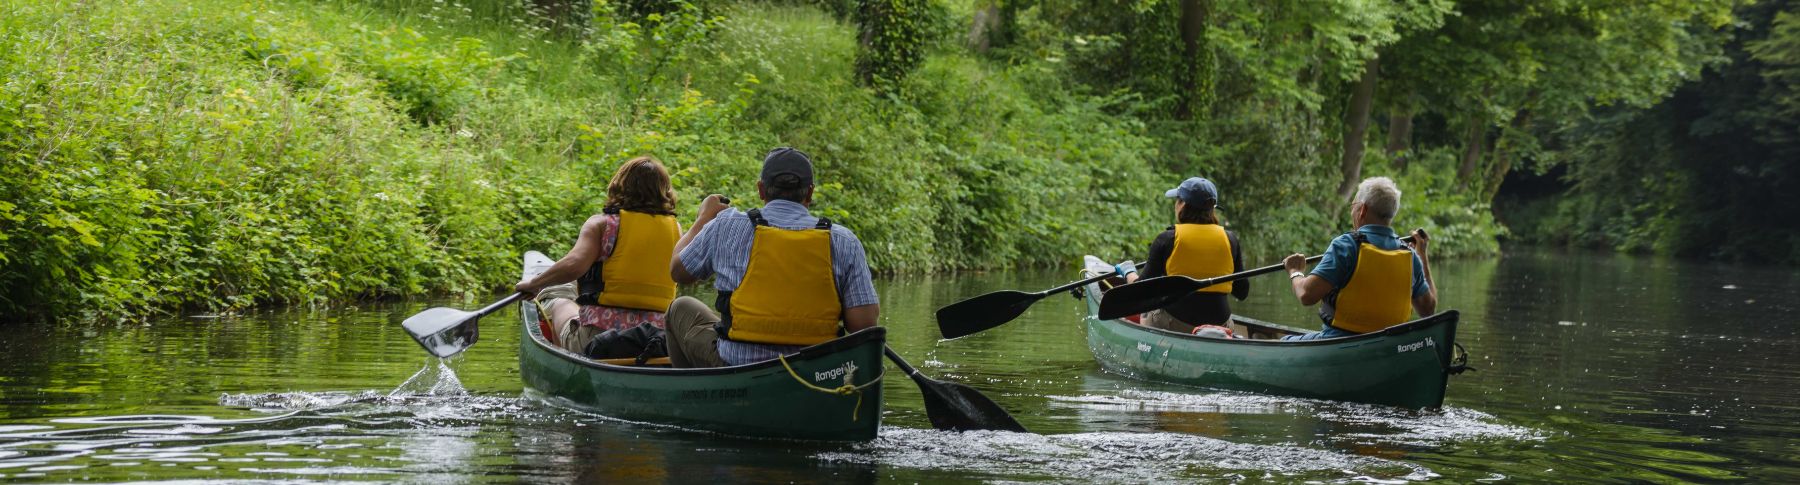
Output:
[1280, 176, 1437, 340]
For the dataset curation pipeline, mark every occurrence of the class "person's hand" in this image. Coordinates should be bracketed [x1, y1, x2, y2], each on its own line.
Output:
[697, 194, 730, 222]
[515, 278, 538, 298]
[1409, 228, 1430, 258]
[1114, 260, 1137, 276]
[1282, 253, 1308, 274]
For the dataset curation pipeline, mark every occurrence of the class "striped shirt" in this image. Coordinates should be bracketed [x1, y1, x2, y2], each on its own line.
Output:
[677, 200, 879, 365]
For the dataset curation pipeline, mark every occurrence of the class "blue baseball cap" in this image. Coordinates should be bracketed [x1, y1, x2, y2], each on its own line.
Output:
[1164, 177, 1221, 208]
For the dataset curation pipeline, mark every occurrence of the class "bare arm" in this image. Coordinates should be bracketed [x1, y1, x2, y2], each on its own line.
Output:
[1282, 253, 1337, 306]
[671, 195, 730, 284]
[516, 215, 608, 296]
[1410, 229, 1438, 316]
[844, 304, 881, 333]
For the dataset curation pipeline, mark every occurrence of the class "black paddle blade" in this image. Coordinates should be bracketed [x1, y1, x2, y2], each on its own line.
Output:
[916, 377, 1029, 432]
[401, 307, 481, 358]
[935, 290, 1043, 339]
[1096, 276, 1203, 320]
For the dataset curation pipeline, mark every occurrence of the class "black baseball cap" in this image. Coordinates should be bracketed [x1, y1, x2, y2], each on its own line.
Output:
[761, 147, 814, 189]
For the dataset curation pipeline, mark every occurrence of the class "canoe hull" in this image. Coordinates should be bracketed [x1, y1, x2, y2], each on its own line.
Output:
[517, 251, 884, 441]
[1082, 283, 1457, 409]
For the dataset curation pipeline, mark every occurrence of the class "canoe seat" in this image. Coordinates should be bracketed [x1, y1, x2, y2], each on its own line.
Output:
[595, 356, 672, 367]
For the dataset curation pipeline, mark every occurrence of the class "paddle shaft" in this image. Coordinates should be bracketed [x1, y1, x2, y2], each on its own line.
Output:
[1040, 271, 1119, 297]
[1189, 234, 1415, 288]
[883, 346, 924, 378]
[479, 292, 528, 317]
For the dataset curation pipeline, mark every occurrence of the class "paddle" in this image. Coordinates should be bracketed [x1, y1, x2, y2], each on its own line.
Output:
[935, 271, 1120, 340]
[884, 346, 1028, 433]
[401, 292, 526, 358]
[1096, 234, 1416, 321]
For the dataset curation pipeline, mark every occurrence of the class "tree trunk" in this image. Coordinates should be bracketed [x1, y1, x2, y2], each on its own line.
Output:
[1335, 57, 1380, 203]
[1385, 108, 1413, 171]
[1174, 0, 1209, 120]
[1483, 110, 1534, 201]
[1456, 118, 1487, 189]
[968, 4, 1000, 53]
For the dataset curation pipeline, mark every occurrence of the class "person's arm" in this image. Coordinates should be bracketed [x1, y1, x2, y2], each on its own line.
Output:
[516, 215, 608, 296]
[844, 304, 880, 333]
[1409, 228, 1437, 316]
[671, 195, 730, 284]
[1283, 258, 1337, 306]
[1283, 237, 1346, 306]
[1135, 229, 1175, 284]
[833, 228, 881, 332]
[1229, 230, 1249, 301]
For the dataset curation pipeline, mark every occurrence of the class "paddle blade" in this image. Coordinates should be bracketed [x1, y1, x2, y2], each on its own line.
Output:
[401, 307, 482, 358]
[935, 290, 1043, 339]
[915, 377, 1029, 433]
[1096, 276, 1203, 320]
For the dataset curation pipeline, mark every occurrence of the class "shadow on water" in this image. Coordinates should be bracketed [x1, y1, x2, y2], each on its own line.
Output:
[0, 248, 1796, 482]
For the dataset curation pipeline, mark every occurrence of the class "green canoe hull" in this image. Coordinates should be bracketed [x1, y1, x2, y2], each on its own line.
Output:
[516, 251, 884, 442]
[1081, 282, 1459, 409]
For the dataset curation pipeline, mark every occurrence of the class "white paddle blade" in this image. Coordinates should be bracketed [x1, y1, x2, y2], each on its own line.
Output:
[402, 307, 479, 358]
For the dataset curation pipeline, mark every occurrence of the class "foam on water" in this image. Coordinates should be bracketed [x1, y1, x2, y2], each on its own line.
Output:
[821, 427, 1437, 482]
[1046, 389, 1542, 447]
[1318, 405, 1543, 447]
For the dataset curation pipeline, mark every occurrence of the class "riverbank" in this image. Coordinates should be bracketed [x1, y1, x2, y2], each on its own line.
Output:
[0, 0, 1500, 322]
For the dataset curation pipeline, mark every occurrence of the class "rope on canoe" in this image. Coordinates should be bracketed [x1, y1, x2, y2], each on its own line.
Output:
[1446, 342, 1476, 375]
[777, 354, 884, 422]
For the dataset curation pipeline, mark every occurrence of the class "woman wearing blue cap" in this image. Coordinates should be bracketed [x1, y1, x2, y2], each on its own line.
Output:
[1119, 177, 1250, 333]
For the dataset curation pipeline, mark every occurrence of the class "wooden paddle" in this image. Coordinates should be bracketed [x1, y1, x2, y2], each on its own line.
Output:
[884, 346, 1028, 432]
[935, 271, 1120, 339]
[401, 292, 526, 358]
[1096, 234, 1416, 321]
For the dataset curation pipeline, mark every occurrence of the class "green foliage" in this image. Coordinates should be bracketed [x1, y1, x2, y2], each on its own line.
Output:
[1510, 1, 1800, 264]
[0, 0, 1167, 321]
[854, 0, 945, 90]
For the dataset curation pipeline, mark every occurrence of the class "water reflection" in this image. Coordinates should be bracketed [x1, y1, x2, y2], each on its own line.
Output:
[0, 248, 1796, 481]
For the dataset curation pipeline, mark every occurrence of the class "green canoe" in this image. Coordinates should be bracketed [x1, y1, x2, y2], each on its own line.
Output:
[516, 251, 885, 441]
[1078, 277, 1463, 409]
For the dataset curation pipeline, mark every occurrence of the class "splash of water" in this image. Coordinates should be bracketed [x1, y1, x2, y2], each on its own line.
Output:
[388, 359, 468, 398]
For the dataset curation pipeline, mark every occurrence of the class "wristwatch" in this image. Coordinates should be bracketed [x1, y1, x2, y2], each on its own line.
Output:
[1288, 271, 1306, 280]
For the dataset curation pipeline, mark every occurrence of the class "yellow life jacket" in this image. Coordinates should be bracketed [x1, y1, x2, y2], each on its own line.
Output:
[576, 208, 679, 312]
[1327, 233, 1416, 334]
[1165, 224, 1235, 294]
[717, 209, 842, 346]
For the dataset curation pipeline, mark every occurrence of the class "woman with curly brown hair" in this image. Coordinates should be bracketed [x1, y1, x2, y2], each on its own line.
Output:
[515, 156, 681, 354]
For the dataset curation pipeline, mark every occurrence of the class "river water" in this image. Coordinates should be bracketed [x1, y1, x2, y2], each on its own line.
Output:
[1, 249, 1796, 482]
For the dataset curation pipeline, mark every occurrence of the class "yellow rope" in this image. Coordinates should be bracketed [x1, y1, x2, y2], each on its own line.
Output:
[777, 353, 885, 421]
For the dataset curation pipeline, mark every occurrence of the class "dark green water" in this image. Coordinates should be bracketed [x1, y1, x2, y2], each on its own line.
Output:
[2, 249, 1796, 482]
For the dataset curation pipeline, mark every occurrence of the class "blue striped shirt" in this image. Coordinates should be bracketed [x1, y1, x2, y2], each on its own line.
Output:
[677, 200, 879, 365]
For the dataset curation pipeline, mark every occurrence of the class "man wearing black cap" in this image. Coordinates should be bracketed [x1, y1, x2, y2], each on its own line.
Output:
[664, 147, 882, 367]
[1128, 177, 1250, 333]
